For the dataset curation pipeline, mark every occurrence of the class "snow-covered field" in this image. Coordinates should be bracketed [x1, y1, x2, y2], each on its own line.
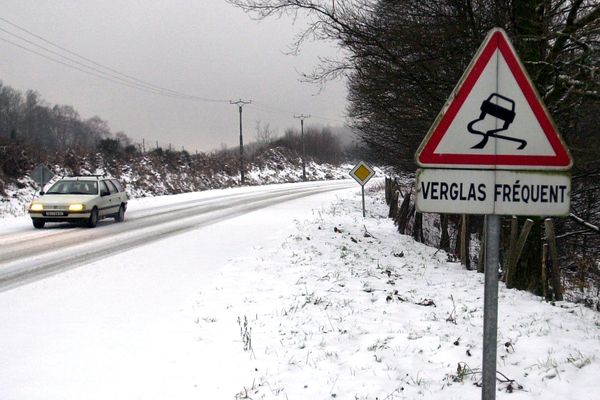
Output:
[0, 184, 598, 399]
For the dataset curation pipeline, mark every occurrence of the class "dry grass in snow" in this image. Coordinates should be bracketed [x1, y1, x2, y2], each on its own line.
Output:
[193, 187, 600, 400]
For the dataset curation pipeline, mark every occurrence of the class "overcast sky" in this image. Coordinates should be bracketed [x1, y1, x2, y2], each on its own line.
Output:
[0, 0, 348, 152]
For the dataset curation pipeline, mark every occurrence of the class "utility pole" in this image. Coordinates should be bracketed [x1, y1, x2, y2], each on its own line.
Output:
[230, 99, 252, 185]
[294, 114, 310, 181]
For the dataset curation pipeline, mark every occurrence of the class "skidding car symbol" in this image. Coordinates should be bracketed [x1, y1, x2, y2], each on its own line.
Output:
[467, 93, 527, 150]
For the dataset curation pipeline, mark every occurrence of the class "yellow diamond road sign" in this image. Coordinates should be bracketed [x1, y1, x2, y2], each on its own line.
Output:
[350, 161, 375, 186]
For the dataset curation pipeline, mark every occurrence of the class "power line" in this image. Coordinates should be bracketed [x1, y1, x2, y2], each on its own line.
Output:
[0, 31, 184, 100]
[0, 16, 229, 103]
[251, 100, 346, 124]
[0, 17, 187, 97]
[0, 34, 227, 102]
[0, 16, 348, 135]
[0, 36, 184, 97]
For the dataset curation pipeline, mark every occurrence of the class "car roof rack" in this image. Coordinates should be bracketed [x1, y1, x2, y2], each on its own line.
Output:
[72, 175, 103, 180]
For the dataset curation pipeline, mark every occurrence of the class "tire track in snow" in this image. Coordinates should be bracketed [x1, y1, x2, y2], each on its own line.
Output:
[0, 181, 354, 291]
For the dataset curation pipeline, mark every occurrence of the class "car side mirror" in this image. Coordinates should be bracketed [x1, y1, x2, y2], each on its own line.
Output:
[39, 191, 45, 195]
[101, 190, 109, 196]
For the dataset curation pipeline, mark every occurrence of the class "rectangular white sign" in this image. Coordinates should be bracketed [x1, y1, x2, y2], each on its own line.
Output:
[416, 169, 570, 216]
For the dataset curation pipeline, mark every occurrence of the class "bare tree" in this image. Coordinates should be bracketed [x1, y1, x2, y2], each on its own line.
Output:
[0, 81, 136, 159]
[255, 120, 275, 145]
[229, 0, 600, 300]
[229, 0, 600, 167]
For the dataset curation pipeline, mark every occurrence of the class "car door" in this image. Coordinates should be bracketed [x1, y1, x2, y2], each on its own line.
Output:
[97, 180, 113, 217]
[103, 180, 121, 216]
[110, 179, 128, 205]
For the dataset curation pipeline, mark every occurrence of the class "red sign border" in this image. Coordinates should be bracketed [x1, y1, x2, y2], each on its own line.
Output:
[417, 29, 572, 169]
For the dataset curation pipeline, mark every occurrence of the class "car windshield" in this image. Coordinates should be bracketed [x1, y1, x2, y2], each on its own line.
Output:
[46, 180, 98, 195]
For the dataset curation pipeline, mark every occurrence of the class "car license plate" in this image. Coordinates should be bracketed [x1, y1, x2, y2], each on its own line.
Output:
[45, 211, 66, 216]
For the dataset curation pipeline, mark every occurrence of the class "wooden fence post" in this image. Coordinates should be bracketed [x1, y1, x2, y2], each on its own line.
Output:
[440, 214, 450, 252]
[396, 191, 412, 234]
[385, 177, 391, 205]
[460, 214, 471, 270]
[413, 211, 424, 243]
[542, 243, 549, 300]
[503, 216, 518, 281]
[505, 218, 534, 289]
[544, 218, 564, 301]
[478, 216, 486, 273]
[388, 190, 399, 218]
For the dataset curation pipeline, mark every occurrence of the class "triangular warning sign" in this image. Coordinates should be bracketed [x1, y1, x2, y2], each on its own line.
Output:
[416, 28, 572, 170]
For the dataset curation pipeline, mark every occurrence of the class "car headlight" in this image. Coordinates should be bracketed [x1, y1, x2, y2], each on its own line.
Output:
[30, 203, 44, 211]
[68, 203, 85, 212]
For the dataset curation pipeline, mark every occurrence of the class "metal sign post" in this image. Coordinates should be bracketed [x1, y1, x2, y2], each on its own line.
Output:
[414, 28, 572, 400]
[349, 161, 375, 217]
[361, 185, 366, 217]
[482, 214, 500, 397]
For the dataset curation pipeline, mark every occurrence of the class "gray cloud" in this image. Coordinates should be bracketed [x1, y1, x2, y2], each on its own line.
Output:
[0, 0, 347, 151]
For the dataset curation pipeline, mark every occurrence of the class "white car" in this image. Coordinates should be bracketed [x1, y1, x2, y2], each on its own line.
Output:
[28, 176, 128, 229]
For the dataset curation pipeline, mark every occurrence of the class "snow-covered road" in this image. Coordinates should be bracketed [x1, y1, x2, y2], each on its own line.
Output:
[0, 180, 353, 291]
[0, 182, 359, 399]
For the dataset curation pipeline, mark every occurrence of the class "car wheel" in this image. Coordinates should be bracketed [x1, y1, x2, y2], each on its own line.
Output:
[115, 204, 125, 222]
[32, 219, 45, 229]
[87, 208, 98, 228]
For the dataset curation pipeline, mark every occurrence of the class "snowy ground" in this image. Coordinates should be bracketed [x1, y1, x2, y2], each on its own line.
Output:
[0, 183, 598, 399]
